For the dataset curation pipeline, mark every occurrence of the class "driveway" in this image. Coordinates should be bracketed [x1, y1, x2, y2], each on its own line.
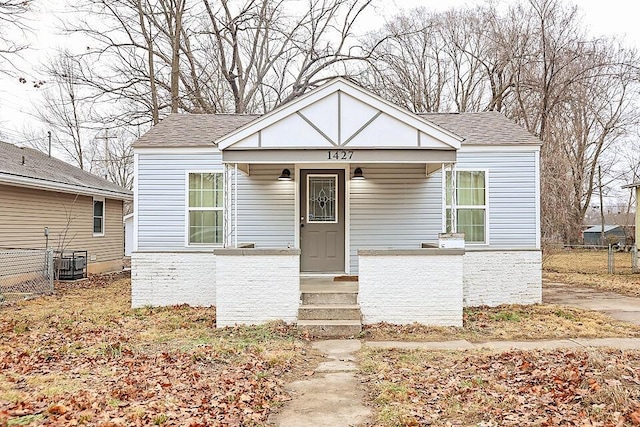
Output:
[543, 281, 640, 325]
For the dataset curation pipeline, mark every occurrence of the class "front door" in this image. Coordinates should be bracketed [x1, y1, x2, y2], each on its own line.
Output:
[300, 169, 345, 273]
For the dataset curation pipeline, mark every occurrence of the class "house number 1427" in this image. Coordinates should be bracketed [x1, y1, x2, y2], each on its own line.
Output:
[327, 150, 353, 160]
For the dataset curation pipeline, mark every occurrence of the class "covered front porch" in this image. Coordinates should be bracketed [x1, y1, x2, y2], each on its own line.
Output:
[216, 79, 464, 274]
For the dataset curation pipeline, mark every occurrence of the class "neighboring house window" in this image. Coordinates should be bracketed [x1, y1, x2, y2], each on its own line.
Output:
[93, 198, 105, 236]
[188, 172, 223, 245]
[445, 170, 487, 243]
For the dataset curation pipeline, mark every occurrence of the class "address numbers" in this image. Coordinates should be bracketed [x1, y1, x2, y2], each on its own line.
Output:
[327, 150, 353, 160]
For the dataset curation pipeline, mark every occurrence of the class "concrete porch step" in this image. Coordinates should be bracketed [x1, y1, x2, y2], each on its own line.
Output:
[301, 291, 358, 305]
[297, 320, 362, 338]
[298, 304, 361, 320]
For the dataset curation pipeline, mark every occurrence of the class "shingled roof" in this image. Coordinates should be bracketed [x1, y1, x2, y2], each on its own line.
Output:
[419, 111, 541, 146]
[133, 114, 260, 148]
[133, 110, 540, 148]
[0, 141, 132, 200]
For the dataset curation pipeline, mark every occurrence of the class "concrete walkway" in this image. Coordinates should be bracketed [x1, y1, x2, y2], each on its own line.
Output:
[268, 336, 640, 427]
[269, 340, 371, 427]
[543, 281, 640, 325]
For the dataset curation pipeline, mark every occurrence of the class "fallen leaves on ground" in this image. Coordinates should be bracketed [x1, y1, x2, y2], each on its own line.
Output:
[0, 275, 317, 426]
[361, 304, 640, 342]
[360, 347, 640, 427]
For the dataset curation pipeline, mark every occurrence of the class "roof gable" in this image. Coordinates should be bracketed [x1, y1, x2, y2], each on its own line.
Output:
[217, 78, 463, 151]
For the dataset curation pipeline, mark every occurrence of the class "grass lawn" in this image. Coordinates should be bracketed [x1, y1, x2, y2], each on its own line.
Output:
[361, 304, 640, 342]
[360, 346, 640, 426]
[0, 274, 318, 426]
[544, 249, 640, 297]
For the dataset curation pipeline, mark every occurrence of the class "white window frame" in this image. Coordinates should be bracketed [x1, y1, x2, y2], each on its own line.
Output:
[443, 168, 490, 245]
[306, 173, 339, 224]
[185, 170, 224, 247]
[93, 197, 105, 237]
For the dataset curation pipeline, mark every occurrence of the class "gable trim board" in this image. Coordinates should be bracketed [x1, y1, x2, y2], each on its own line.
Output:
[131, 78, 542, 326]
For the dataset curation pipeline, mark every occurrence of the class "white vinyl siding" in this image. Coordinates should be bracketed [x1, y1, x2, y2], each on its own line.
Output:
[349, 164, 442, 274]
[135, 148, 538, 258]
[137, 151, 222, 251]
[235, 165, 296, 248]
[456, 149, 538, 249]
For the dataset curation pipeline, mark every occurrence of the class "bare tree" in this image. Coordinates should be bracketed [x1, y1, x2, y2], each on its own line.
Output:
[514, 0, 639, 243]
[0, 0, 32, 75]
[60, 0, 376, 122]
[95, 130, 134, 189]
[27, 0, 640, 245]
[35, 51, 98, 171]
[362, 8, 449, 112]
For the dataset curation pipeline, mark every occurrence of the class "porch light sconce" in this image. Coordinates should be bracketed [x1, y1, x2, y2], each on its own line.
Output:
[278, 168, 292, 181]
[352, 167, 365, 180]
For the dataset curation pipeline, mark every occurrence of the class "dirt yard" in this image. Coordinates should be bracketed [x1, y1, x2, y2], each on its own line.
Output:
[357, 249, 640, 426]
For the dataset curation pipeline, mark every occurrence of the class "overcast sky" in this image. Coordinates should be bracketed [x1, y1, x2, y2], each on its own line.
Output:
[1, 0, 640, 145]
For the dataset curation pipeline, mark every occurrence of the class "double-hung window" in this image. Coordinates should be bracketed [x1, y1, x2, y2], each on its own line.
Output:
[187, 172, 223, 245]
[446, 170, 487, 243]
[93, 197, 105, 236]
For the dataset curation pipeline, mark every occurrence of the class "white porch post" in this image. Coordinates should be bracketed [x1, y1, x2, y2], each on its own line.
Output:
[451, 163, 457, 233]
[223, 163, 237, 248]
[223, 163, 230, 247]
[234, 163, 238, 248]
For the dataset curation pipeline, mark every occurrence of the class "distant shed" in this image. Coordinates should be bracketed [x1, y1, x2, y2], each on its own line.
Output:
[124, 214, 133, 257]
[583, 225, 626, 246]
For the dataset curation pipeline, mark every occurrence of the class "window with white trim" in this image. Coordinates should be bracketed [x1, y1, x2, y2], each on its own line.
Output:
[446, 170, 486, 243]
[93, 197, 105, 236]
[188, 172, 223, 245]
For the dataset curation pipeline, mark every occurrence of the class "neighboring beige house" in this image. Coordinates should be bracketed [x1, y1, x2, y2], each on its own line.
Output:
[0, 141, 133, 274]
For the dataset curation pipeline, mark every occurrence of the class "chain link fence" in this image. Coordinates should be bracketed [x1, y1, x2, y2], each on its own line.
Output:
[0, 249, 54, 305]
[544, 244, 639, 275]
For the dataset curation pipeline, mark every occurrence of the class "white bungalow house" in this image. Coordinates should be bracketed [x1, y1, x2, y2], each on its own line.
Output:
[131, 78, 542, 333]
